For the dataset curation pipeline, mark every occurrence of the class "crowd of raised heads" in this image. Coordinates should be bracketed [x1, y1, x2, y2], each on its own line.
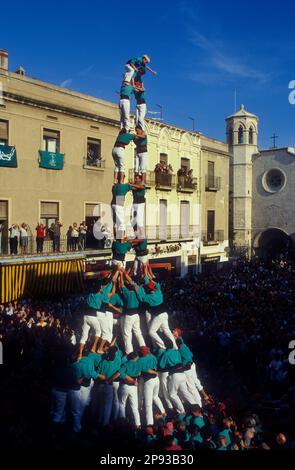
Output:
[0, 255, 294, 450]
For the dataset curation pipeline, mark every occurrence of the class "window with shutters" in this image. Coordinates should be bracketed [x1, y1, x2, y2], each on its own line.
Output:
[40, 201, 59, 227]
[207, 161, 215, 187]
[42, 129, 60, 153]
[0, 120, 8, 145]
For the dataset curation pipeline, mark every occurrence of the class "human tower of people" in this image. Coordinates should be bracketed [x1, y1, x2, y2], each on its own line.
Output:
[51, 55, 209, 434]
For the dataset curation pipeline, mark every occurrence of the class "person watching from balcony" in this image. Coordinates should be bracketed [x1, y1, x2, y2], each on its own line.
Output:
[79, 221, 87, 250]
[19, 223, 29, 255]
[71, 223, 79, 251]
[36, 223, 46, 254]
[9, 224, 19, 255]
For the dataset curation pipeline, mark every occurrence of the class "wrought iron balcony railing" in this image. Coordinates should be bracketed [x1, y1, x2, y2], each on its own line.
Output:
[201, 230, 224, 245]
[177, 175, 198, 192]
[205, 175, 221, 191]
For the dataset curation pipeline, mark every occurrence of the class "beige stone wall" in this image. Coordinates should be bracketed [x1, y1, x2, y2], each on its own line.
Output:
[0, 70, 229, 272]
[0, 70, 119, 234]
[200, 135, 230, 262]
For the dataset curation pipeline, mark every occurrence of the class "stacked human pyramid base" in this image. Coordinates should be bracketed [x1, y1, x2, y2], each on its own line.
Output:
[51, 55, 209, 436]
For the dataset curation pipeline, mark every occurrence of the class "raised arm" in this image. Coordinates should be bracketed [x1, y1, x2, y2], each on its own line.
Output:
[146, 65, 157, 75]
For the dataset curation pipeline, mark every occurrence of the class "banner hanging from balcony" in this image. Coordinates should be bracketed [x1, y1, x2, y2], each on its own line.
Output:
[39, 150, 64, 170]
[0, 145, 17, 167]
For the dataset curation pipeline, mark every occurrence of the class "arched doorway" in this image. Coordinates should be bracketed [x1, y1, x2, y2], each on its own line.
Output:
[253, 228, 291, 258]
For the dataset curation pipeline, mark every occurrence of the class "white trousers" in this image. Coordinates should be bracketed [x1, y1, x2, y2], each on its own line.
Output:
[119, 383, 141, 427]
[135, 103, 147, 130]
[119, 98, 130, 129]
[122, 314, 146, 355]
[144, 376, 165, 425]
[96, 310, 110, 341]
[159, 371, 173, 409]
[51, 388, 67, 424]
[112, 381, 120, 421]
[184, 364, 203, 407]
[98, 383, 114, 426]
[105, 311, 114, 343]
[68, 389, 82, 433]
[123, 63, 135, 83]
[134, 255, 149, 275]
[112, 146, 125, 173]
[80, 315, 101, 344]
[135, 152, 148, 174]
[80, 381, 94, 418]
[148, 312, 177, 350]
[168, 372, 196, 414]
[112, 204, 125, 232]
[131, 203, 145, 229]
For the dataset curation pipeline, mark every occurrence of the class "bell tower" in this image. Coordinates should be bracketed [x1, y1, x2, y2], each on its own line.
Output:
[226, 104, 258, 256]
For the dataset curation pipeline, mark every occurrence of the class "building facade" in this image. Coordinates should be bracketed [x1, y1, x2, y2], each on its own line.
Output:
[200, 135, 230, 272]
[0, 50, 229, 275]
[227, 102, 295, 258]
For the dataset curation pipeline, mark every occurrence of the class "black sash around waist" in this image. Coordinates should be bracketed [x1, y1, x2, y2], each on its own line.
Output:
[136, 249, 148, 257]
[124, 307, 138, 316]
[133, 196, 146, 204]
[81, 378, 91, 387]
[142, 372, 157, 381]
[112, 252, 125, 261]
[84, 304, 105, 316]
[120, 94, 130, 100]
[136, 145, 147, 153]
[147, 303, 167, 315]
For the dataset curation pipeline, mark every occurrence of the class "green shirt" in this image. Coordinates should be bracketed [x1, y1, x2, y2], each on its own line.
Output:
[158, 349, 182, 369]
[87, 292, 105, 310]
[79, 356, 98, 380]
[120, 83, 134, 98]
[132, 187, 146, 200]
[134, 239, 148, 254]
[115, 131, 135, 146]
[137, 282, 163, 307]
[138, 354, 158, 372]
[68, 361, 83, 388]
[134, 135, 148, 148]
[107, 293, 124, 308]
[121, 285, 140, 310]
[98, 356, 121, 380]
[179, 343, 193, 365]
[87, 352, 103, 371]
[112, 183, 132, 197]
[112, 241, 132, 256]
[119, 359, 141, 380]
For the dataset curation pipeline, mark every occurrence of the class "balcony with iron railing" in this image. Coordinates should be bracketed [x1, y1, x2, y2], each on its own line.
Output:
[126, 224, 199, 241]
[129, 170, 176, 190]
[201, 230, 224, 245]
[0, 225, 200, 258]
[177, 175, 198, 193]
[205, 175, 221, 191]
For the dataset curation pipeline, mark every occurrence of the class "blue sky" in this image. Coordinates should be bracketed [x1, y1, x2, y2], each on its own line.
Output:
[1, 0, 295, 148]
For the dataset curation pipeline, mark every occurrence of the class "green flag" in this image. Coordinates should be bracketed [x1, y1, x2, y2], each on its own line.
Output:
[0, 145, 17, 167]
[39, 150, 64, 170]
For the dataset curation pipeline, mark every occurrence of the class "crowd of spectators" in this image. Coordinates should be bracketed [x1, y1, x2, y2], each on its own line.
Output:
[0, 256, 294, 450]
[0, 220, 110, 256]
